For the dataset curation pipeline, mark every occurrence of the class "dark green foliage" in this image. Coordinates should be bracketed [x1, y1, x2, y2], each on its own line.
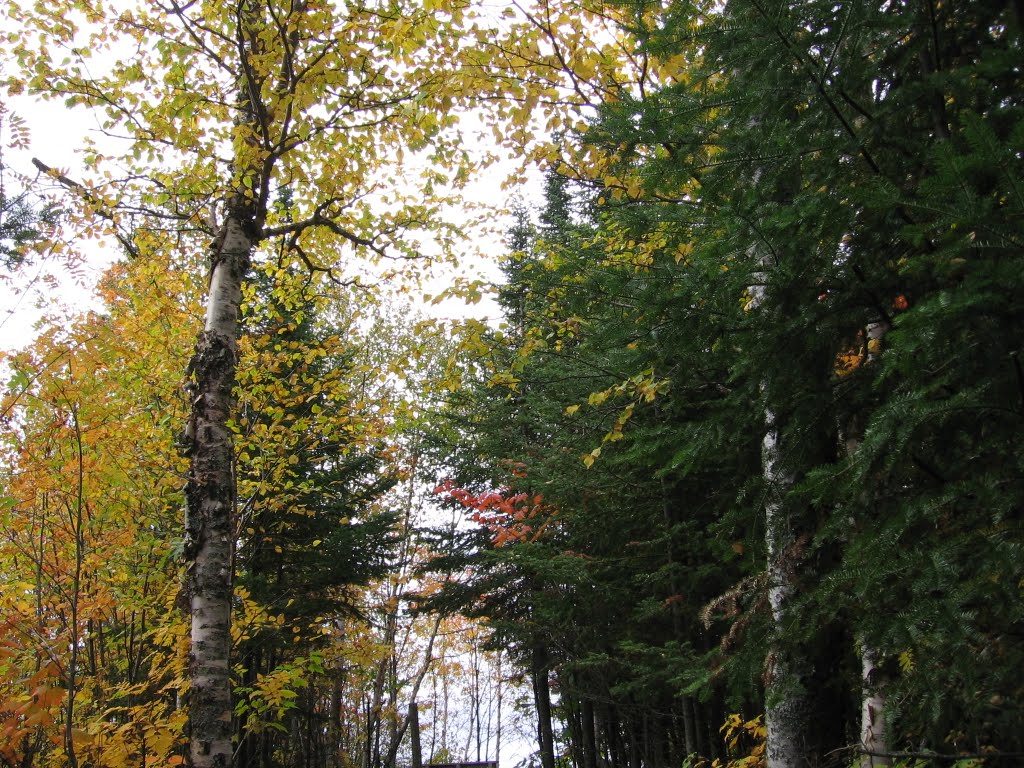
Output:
[0, 189, 57, 269]
[424, 169, 763, 765]
[430, 0, 1024, 764]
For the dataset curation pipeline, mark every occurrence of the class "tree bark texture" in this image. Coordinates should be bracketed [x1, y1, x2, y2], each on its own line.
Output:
[681, 698, 697, 758]
[746, 253, 809, 768]
[581, 698, 598, 768]
[184, 211, 254, 768]
[410, 702, 423, 768]
[761, 408, 808, 768]
[859, 644, 890, 768]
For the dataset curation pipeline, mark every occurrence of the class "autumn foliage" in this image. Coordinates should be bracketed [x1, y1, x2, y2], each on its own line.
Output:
[433, 477, 558, 548]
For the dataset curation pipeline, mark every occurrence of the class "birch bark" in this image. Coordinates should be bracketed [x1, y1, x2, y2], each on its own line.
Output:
[748, 270, 807, 768]
[859, 644, 890, 768]
[181, 0, 272, 759]
[184, 204, 256, 768]
[760, 407, 807, 768]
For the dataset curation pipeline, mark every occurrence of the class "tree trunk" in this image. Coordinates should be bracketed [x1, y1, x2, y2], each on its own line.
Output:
[581, 698, 597, 768]
[563, 695, 583, 768]
[495, 651, 503, 767]
[410, 702, 422, 768]
[681, 698, 697, 759]
[761, 407, 808, 768]
[627, 720, 640, 768]
[859, 643, 890, 768]
[850, 321, 892, 768]
[746, 224, 810, 767]
[184, 206, 255, 768]
[380, 614, 444, 768]
[531, 644, 556, 768]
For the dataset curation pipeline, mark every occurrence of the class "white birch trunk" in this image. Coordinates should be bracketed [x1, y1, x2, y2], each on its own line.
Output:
[859, 643, 890, 768]
[749, 275, 807, 768]
[184, 212, 255, 768]
[761, 407, 806, 768]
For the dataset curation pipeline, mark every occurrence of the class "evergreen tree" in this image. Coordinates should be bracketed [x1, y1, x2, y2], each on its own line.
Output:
[426, 168, 757, 766]
[233, 265, 399, 768]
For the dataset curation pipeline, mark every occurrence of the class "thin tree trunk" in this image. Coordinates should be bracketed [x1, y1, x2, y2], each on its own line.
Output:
[859, 643, 890, 768]
[381, 613, 445, 768]
[473, 646, 482, 761]
[411, 702, 422, 768]
[428, 673, 439, 761]
[462, 656, 477, 761]
[495, 650, 503, 767]
[441, 662, 450, 757]
[848, 321, 892, 768]
[563, 693, 582, 768]
[627, 720, 640, 768]
[330, 669, 344, 768]
[64, 401, 86, 768]
[531, 645, 556, 768]
[606, 704, 622, 768]
[681, 698, 697, 759]
[581, 698, 597, 768]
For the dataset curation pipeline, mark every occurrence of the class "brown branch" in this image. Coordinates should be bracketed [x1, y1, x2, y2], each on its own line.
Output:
[262, 209, 388, 258]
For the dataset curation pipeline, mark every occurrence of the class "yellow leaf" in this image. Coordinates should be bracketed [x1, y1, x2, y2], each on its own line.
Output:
[674, 242, 694, 263]
[71, 728, 94, 746]
[582, 447, 601, 468]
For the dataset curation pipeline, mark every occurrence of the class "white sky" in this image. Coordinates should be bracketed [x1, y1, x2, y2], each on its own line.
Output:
[0, 93, 109, 350]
